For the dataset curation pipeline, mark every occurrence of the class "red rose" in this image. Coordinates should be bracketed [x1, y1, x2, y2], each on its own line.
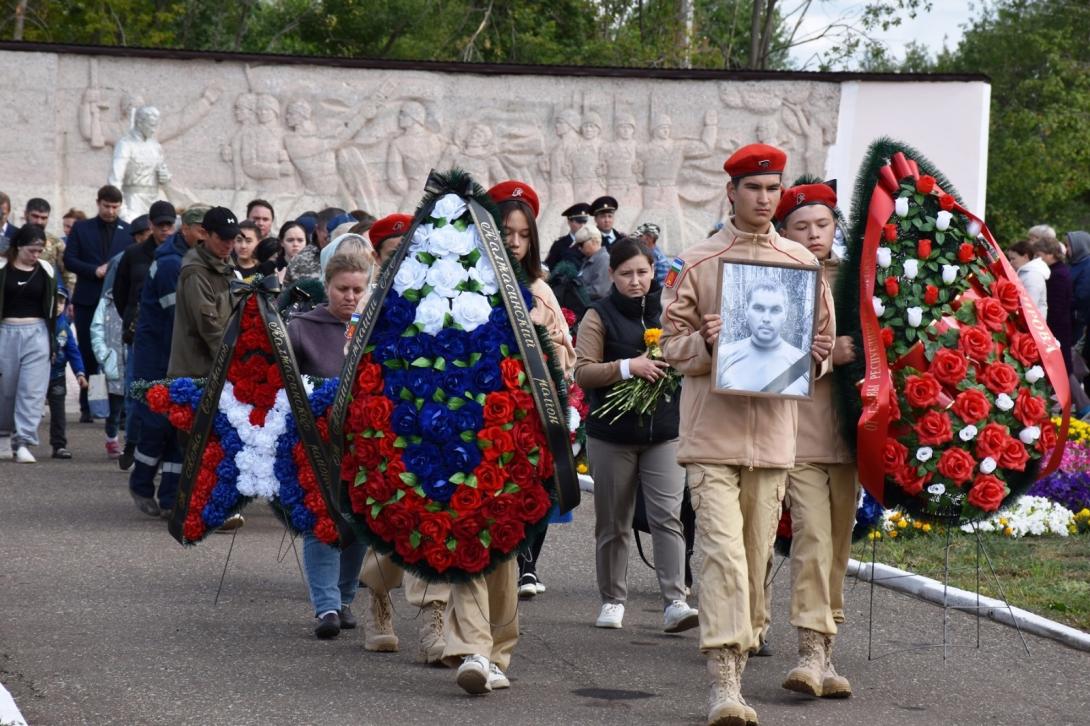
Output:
[1037, 421, 1058, 453]
[400, 490, 427, 514]
[490, 518, 526, 552]
[881, 327, 894, 347]
[450, 484, 483, 513]
[998, 437, 1029, 471]
[511, 389, 534, 414]
[454, 537, 490, 572]
[507, 457, 536, 487]
[975, 297, 1009, 332]
[377, 433, 398, 458]
[916, 175, 936, 194]
[1014, 388, 1047, 426]
[980, 362, 1018, 395]
[419, 511, 453, 544]
[516, 485, 551, 523]
[452, 512, 486, 540]
[967, 474, 1006, 512]
[394, 531, 424, 564]
[424, 542, 455, 572]
[483, 493, 518, 522]
[500, 358, 525, 390]
[975, 423, 1010, 459]
[885, 276, 900, 297]
[354, 440, 382, 470]
[914, 410, 953, 445]
[483, 391, 517, 426]
[924, 285, 939, 306]
[990, 278, 1021, 312]
[894, 464, 931, 496]
[917, 239, 932, 259]
[536, 448, 555, 478]
[479, 426, 515, 461]
[883, 439, 908, 473]
[385, 502, 419, 535]
[146, 384, 171, 413]
[474, 462, 506, 494]
[957, 325, 994, 361]
[939, 193, 956, 211]
[364, 475, 397, 504]
[367, 509, 393, 540]
[364, 397, 394, 429]
[1008, 332, 1040, 366]
[168, 406, 194, 432]
[930, 348, 969, 386]
[889, 394, 902, 422]
[355, 360, 383, 395]
[513, 420, 539, 452]
[957, 243, 975, 263]
[904, 373, 942, 408]
[883, 223, 898, 242]
[937, 447, 976, 485]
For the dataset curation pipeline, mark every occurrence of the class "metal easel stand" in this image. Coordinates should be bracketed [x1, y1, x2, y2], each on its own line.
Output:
[211, 518, 311, 606]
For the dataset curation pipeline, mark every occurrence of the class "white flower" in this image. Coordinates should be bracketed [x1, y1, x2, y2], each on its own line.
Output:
[872, 297, 885, 317]
[903, 259, 919, 279]
[409, 224, 431, 253]
[935, 210, 953, 231]
[895, 196, 910, 217]
[414, 291, 450, 335]
[980, 457, 997, 474]
[432, 193, 467, 222]
[907, 306, 923, 327]
[1020, 426, 1041, 444]
[468, 255, 499, 295]
[425, 256, 470, 298]
[568, 406, 582, 432]
[995, 393, 1015, 411]
[959, 424, 978, 442]
[427, 222, 476, 258]
[451, 291, 493, 331]
[916, 446, 933, 462]
[968, 220, 982, 238]
[876, 247, 892, 268]
[392, 256, 428, 294]
[1026, 365, 1045, 383]
[941, 264, 959, 284]
[927, 483, 946, 496]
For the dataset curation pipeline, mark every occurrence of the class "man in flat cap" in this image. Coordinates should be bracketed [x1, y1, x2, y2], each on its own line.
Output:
[545, 202, 591, 270]
[591, 195, 626, 249]
[660, 143, 834, 726]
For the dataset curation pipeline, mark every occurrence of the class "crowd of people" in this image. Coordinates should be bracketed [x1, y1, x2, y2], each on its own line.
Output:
[1, 142, 1086, 726]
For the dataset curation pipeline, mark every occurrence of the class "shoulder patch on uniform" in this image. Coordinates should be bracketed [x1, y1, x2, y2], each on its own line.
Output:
[664, 257, 685, 288]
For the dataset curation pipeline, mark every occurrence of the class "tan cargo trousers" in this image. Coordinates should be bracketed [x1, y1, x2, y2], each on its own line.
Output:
[441, 557, 519, 671]
[785, 462, 859, 634]
[686, 463, 786, 653]
[359, 550, 451, 607]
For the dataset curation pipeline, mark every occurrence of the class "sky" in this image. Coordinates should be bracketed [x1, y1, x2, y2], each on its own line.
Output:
[787, 0, 981, 69]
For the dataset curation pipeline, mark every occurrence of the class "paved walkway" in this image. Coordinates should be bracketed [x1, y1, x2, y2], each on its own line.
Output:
[2, 422, 1088, 725]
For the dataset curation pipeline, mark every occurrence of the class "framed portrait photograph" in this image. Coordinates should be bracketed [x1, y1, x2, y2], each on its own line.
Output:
[712, 258, 820, 400]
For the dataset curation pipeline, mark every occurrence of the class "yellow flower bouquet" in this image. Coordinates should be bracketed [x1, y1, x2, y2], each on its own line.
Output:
[591, 328, 682, 424]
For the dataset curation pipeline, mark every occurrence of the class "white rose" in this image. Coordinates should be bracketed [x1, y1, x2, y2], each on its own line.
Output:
[426, 256, 470, 298]
[941, 264, 959, 284]
[895, 196, 910, 217]
[872, 297, 885, 317]
[935, 210, 953, 231]
[1025, 365, 1045, 383]
[427, 222, 477, 258]
[469, 255, 500, 295]
[451, 291, 493, 331]
[409, 224, 431, 253]
[980, 457, 997, 474]
[907, 306, 923, 327]
[927, 483, 946, 496]
[877, 247, 892, 268]
[392, 256, 428, 294]
[568, 406, 581, 432]
[414, 291, 450, 334]
[958, 424, 978, 442]
[1020, 426, 1041, 444]
[916, 446, 933, 462]
[432, 193, 467, 222]
[903, 259, 919, 279]
[995, 393, 1015, 411]
[968, 220, 982, 238]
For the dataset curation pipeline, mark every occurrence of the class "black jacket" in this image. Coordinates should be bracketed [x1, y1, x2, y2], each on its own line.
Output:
[112, 237, 158, 344]
[63, 216, 132, 307]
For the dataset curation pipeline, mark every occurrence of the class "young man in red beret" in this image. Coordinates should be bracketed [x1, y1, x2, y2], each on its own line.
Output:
[773, 181, 857, 700]
[660, 144, 835, 726]
[369, 213, 414, 264]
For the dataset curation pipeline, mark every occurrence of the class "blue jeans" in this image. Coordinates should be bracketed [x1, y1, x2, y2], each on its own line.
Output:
[302, 534, 367, 616]
[105, 393, 124, 439]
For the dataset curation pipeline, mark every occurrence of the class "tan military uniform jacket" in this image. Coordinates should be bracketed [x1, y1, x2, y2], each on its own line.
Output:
[168, 244, 236, 378]
[661, 218, 834, 468]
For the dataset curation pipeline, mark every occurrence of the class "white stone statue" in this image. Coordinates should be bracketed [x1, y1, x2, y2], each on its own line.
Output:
[540, 108, 581, 226]
[284, 98, 380, 208]
[108, 106, 171, 221]
[79, 75, 221, 149]
[387, 101, 447, 211]
[569, 111, 603, 202]
[600, 111, 640, 230]
[443, 122, 505, 189]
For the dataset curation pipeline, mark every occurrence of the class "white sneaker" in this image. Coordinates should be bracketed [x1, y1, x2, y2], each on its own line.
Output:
[663, 600, 699, 633]
[456, 654, 492, 695]
[518, 573, 539, 600]
[596, 602, 624, 629]
[14, 446, 36, 464]
[0, 436, 11, 460]
[535, 580, 546, 594]
[487, 663, 510, 690]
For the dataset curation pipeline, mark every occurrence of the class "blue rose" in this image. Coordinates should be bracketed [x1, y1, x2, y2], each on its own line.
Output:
[372, 334, 401, 365]
[419, 402, 455, 442]
[407, 370, 438, 400]
[392, 401, 419, 437]
[443, 441, 481, 475]
[398, 335, 428, 362]
[404, 443, 441, 481]
[381, 292, 415, 332]
[471, 361, 503, 392]
[290, 506, 316, 532]
[434, 327, 470, 362]
[382, 369, 407, 400]
[453, 400, 484, 432]
[441, 369, 471, 398]
[488, 307, 508, 328]
[422, 478, 455, 503]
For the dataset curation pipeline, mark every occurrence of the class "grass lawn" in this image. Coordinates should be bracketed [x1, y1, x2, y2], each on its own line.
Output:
[856, 532, 1090, 633]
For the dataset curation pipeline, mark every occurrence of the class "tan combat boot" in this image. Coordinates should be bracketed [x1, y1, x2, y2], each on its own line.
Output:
[419, 600, 446, 665]
[782, 627, 825, 697]
[706, 648, 757, 726]
[364, 591, 399, 652]
[820, 633, 852, 698]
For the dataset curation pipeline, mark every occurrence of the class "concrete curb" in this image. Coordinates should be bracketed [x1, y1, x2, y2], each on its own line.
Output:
[0, 681, 28, 726]
[848, 558, 1090, 652]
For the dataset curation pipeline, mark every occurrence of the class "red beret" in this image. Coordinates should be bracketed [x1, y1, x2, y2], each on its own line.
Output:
[774, 182, 838, 224]
[487, 180, 540, 218]
[368, 213, 413, 246]
[723, 143, 787, 179]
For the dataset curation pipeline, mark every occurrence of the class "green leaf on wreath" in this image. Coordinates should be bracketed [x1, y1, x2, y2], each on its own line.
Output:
[399, 471, 418, 486]
[453, 217, 470, 232]
[935, 231, 945, 245]
[371, 504, 382, 518]
[470, 352, 482, 365]
[394, 435, 408, 448]
[448, 397, 466, 411]
[403, 289, 421, 303]
[434, 357, 447, 371]
[410, 435, 423, 444]
[500, 451, 514, 465]
[400, 387, 413, 401]
[394, 489, 406, 501]
[460, 430, 476, 443]
[410, 531, 422, 548]
[418, 251, 437, 264]
[467, 248, 481, 265]
[354, 470, 368, 485]
[479, 531, 492, 548]
[906, 327, 917, 342]
[502, 482, 520, 495]
[467, 474, 478, 488]
[500, 344, 510, 357]
[414, 398, 424, 410]
[384, 359, 405, 370]
[433, 388, 447, 403]
[954, 305, 974, 324]
[414, 485, 425, 497]
[411, 357, 432, 368]
[450, 472, 467, 484]
[453, 358, 469, 368]
[446, 538, 457, 552]
[476, 393, 487, 405]
[528, 453, 540, 466]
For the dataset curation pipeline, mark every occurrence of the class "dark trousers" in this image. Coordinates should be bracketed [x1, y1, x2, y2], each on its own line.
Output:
[518, 525, 548, 577]
[73, 304, 98, 415]
[105, 393, 124, 439]
[47, 376, 67, 450]
[128, 401, 181, 509]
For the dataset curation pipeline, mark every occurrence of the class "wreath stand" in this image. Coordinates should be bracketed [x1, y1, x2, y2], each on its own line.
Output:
[852, 516, 1030, 661]
[210, 520, 310, 606]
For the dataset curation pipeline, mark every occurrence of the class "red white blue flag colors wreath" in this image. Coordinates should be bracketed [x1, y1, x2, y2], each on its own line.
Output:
[327, 170, 578, 581]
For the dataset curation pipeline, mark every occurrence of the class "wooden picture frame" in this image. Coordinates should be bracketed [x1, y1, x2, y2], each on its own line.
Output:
[711, 257, 821, 401]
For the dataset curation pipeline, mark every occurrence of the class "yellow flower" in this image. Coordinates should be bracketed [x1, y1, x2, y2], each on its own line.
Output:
[643, 328, 663, 347]
[868, 530, 882, 541]
[1076, 508, 1090, 521]
[1003, 526, 1013, 537]
[913, 520, 922, 529]
[889, 530, 898, 538]
[897, 519, 909, 529]
[577, 462, 589, 474]
[890, 511, 903, 522]
[922, 523, 932, 533]
[998, 517, 1008, 526]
